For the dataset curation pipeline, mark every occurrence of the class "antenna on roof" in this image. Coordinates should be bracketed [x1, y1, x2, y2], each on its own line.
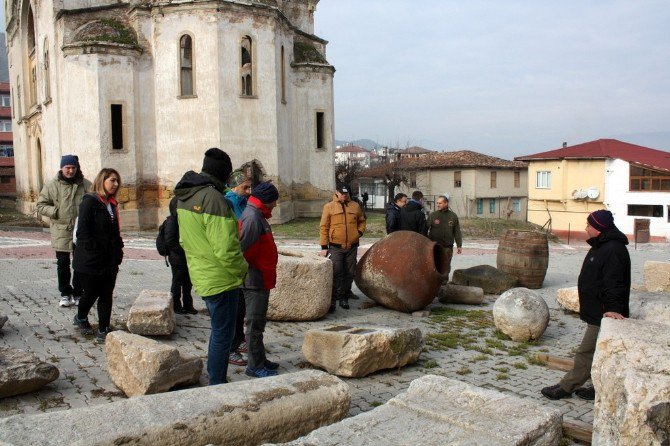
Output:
[562, 142, 567, 148]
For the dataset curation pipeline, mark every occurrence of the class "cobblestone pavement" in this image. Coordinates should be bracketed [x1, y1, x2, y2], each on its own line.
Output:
[0, 228, 668, 431]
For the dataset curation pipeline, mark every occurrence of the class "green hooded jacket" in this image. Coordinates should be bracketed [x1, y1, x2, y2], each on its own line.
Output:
[173, 171, 248, 298]
[36, 172, 92, 252]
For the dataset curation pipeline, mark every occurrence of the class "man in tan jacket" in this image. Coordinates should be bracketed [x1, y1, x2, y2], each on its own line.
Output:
[319, 183, 366, 312]
[36, 155, 92, 307]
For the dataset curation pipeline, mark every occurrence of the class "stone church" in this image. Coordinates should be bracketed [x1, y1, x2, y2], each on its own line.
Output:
[4, 0, 335, 228]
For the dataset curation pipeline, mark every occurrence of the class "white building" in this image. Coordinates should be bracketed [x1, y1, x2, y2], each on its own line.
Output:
[5, 0, 335, 227]
[334, 144, 371, 168]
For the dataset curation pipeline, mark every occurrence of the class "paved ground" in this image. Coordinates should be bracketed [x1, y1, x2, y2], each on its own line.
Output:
[0, 228, 668, 433]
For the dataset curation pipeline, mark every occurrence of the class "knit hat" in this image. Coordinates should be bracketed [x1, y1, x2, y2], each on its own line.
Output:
[587, 209, 615, 232]
[60, 154, 79, 168]
[227, 170, 249, 188]
[251, 182, 279, 204]
[201, 148, 232, 183]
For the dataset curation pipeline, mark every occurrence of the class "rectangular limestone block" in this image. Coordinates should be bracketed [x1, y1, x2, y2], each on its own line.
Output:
[644, 260, 670, 292]
[0, 370, 350, 446]
[302, 325, 423, 377]
[268, 250, 333, 321]
[629, 290, 670, 326]
[106, 331, 202, 397]
[127, 290, 175, 336]
[592, 318, 670, 446]
[276, 375, 562, 445]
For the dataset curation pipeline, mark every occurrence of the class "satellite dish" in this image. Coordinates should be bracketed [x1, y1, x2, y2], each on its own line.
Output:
[587, 188, 600, 199]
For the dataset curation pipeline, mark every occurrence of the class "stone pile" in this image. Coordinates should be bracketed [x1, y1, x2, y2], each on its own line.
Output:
[302, 325, 423, 377]
[0, 346, 59, 398]
[127, 290, 176, 336]
[493, 287, 549, 342]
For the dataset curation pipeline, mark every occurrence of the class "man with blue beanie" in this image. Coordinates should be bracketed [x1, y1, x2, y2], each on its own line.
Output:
[37, 155, 92, 307]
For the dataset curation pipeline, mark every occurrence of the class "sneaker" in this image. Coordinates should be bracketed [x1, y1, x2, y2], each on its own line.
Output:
[95, 327, 113, 343]
[174, 307, 187, 315]
[238, 341, 248, 354]
[72, 315, 93, 335]
[59, 296, 72, 307]
[339, 300, 350, 309]
[245, 367, 278, 378]
[264, 360, 279, 371]
[541, 384, 572, 400]
[70, 296, 81, 306]
[228, 351, 248, 366]
[574, 386, 595, 401]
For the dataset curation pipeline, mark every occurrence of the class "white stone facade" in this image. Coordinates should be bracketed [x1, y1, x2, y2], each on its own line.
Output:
[5, 0, 335, 228]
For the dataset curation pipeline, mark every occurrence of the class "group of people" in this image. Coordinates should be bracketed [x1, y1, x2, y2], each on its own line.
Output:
[38, 152, 631, 397]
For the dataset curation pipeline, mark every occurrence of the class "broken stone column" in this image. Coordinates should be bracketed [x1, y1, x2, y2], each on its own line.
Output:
[106, 331, 203, 397]
[273, 375, 562, 445]
[127, 290, 176, 336]
[493, 287, 549, 342]
[0, 346, 59, 398]
[0, 370, 350, 446]
[629, 290, 670, 326]
[268, 250, 333, 321]
[302, 325, 423, 377]
[556, 286, 579, 313]
[438, 283, 484, 305]
[452, 264, 518, 295]
[592, 318, 670, 446]
[644, 261, 670, 292]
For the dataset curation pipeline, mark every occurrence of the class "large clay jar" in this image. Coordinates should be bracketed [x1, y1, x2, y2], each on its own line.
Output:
[355, 231, 450, 312]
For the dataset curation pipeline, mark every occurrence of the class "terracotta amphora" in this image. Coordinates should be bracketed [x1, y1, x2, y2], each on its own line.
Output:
[355, 231, 450, 312]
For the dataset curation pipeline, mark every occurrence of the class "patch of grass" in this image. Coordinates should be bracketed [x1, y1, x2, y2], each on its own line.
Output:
[271, 212, 386, 239]
[370, 401, 383, 407]
[513, 362, 528, 370]
[485, 338, 507, 350]
[422, 359, 439, 369]
[470, 354, 489, 362]
[496, 373, 509, 380]
[492, 329, 509, 340]
[456, 367, 472, 375]
[492, 367, 509, 373]
[526, 354, 547, 366]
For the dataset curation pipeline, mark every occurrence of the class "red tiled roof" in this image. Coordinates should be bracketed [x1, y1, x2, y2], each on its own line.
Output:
[399, 146, 435, 154]
[335, 145, 369, 153]
[0, 157, 14, 167]
[360, 150, 526, 177]
[515, 139, 670, 172]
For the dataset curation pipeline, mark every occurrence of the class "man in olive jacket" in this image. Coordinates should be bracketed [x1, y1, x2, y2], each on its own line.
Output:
[427, 195, 462, 278]
[174, 148, 248, 385]
[319, 183, 366, 311]
[36, 155, 92, 307]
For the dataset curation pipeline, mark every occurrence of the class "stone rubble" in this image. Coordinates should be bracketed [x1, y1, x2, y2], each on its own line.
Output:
[126, 289, 176, 336]
[0, 346, 59, 398]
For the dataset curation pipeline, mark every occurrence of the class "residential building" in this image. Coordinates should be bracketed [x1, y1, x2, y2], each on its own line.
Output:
[5, 0, 334, 228]
[0, 33, 15, 196]
[360, 150, 528, 218]
[334, 144, 371, 168]
[396, 146, 435, 159]
[515, 139, 670, 241]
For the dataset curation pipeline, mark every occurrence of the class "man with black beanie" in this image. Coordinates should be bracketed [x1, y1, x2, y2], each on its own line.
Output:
[173, 148, 248, 385]
[541, 209, 630, 401]
[36, 154, 92, 307]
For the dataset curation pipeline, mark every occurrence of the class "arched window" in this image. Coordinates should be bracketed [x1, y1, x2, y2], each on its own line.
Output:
[280, 45, 286, 103]
[179, 34, 194, 96]
[43, 38, 51, 101]
[27, 6, 37, 106]
[240, 36, 253, 96]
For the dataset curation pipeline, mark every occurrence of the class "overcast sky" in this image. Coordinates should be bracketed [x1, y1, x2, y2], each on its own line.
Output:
[315, 0, 670, 159]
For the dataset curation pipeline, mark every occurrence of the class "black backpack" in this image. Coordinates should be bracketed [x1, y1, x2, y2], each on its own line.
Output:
[155, 216, 173, 257]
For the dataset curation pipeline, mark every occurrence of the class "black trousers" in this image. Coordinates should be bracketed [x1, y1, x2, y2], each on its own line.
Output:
[56, 250, 82, 297]
[169, 262, 193, 309]
[77, 272, 117, 331]
[328, 245, 358, 303]
[244, 288, 269, 369]
[230, 290, 246, 353]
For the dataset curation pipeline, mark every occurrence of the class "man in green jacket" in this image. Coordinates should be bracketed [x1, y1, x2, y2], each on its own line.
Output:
[427, 195, 462, 279]
[173, 148, 248, 385]
[36, 155, 92, 307]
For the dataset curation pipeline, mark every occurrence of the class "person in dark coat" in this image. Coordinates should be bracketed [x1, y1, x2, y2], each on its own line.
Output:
[400, 190, 428, 235]
[165, 196, 196, 315]
[541, 209, 630, 401]
[72, 168, 124, 343]
[385, 193, 407, 234]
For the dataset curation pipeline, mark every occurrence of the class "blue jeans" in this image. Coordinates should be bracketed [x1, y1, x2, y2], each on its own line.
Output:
[204, 289, 239, 385]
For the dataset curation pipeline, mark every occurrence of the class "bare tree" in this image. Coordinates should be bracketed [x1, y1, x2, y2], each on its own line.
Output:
[378, 163, 410, 203]
[335, 161, 362, 189]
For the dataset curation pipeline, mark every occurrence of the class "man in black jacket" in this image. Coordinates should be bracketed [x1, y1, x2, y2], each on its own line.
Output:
[400, 190, 427, 235]
[541, 209, 630, 401]
[385, 193, 407, 234]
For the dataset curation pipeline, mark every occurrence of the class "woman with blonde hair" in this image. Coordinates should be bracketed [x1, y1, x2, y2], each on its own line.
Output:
[73, 168, 124, 342]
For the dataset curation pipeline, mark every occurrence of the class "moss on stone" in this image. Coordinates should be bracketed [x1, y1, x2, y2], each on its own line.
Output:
[293, 41, 326, 64]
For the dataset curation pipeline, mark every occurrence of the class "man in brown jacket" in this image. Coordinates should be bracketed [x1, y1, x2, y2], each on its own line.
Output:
[319, 183, 366, 312]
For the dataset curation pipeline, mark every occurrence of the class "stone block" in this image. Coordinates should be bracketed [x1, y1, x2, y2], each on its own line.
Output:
[106, 331, 203, 397]
[556, 286, 579, 313]
[644, 261, 670, 292]
[127, 290, 176, 336]
[438, 283, 485, 305]
[0, 370, 350, 446]
[267, 250, 333, 321]
[629, 290, 670, 326]
[302, 325, 423, 378]
[452, 264, 518, 295]
[592, 318, 670, 445]
[0, 347, 59, 398]
[275, 375, 562, 445]
[493, 288, 549, 342]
